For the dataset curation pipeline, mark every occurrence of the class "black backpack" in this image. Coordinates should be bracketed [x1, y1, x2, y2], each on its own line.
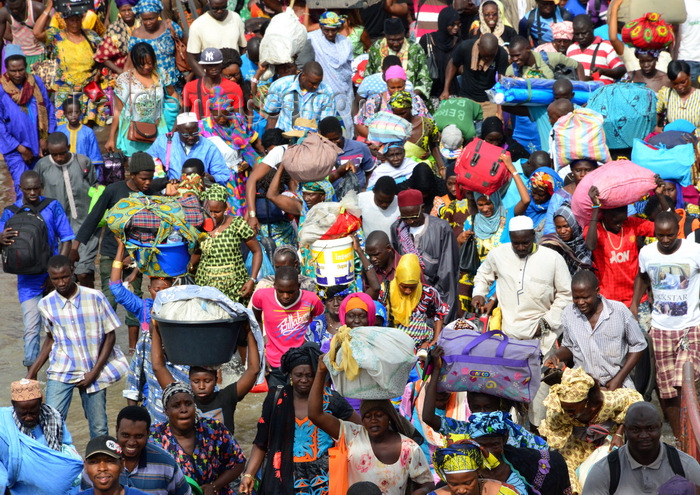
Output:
[2, 198, 53, 275]
[99, 152, 126, 185]
[608, 443, 685, 494]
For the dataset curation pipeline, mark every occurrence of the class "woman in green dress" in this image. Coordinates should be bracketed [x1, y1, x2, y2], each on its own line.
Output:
[191, 184, 262, 303]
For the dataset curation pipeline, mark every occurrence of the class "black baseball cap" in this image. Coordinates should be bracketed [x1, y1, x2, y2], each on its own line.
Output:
[85, 435, 123, 459]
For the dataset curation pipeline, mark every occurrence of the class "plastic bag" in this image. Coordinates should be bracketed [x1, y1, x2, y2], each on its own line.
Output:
[259, 7, 307, 78]
[246, 240, 275, 279]
[299, 191, 362, 247]
[631, 139, 694, 186]
[324, 326, 417, 399]
[320, 212, 362, 240]
[157, 298, 231, 321]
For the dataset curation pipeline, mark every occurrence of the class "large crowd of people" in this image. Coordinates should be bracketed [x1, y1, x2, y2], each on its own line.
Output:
[2, 0, 700, 493]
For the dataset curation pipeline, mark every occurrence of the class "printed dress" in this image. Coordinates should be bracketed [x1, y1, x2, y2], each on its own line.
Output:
[129, 22, 184, 89]
[114, 71, 167, 156]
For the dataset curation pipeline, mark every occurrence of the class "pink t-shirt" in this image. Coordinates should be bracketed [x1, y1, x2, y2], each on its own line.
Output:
[252, 288, 324, 367]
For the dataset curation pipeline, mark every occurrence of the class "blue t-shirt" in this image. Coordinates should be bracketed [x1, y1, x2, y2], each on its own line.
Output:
[333, 138, 376, 190]
[0, 197, 75, 302]
[240, 54, 258, 82]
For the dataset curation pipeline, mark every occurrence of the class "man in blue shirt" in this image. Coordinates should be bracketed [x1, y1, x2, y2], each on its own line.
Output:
[147, 113, 231, 184]
[519, 0, 573, 47]
[0, 171, 73, 367]
[319, 116, 376, 191]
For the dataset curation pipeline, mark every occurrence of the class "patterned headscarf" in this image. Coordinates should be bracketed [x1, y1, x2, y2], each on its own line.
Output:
[551, 21, 573, 40]
[162, 381, 194, 408]
[133, 0, 163, 14]
[319, 11, 344, 28]
[389, 90, 413, 110]
[339, 292, 377, 326]
[635, 48, 662, 59]
[526, 166, 564, 229]
[116, 0, 138, 7]
[546, 367, 595, 408]
[433, 440, 500, 483]
[202, 183, 228, 203]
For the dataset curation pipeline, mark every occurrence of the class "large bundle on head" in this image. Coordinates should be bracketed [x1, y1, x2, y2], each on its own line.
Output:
[323, 326, 417, 399]
[106, 194, 203, 277]
[571, 160, 657, 227]
[435, 320, 542, 403]
[632, 133, 696, 187]
[487, 77, 604, 107]
[298, 191, 362, 247]
[281, 132, 343, 183]
[454, 138, 510, 197]
[621, 13, 675, 50]
[258, 7, 308, 78]
[366, 110, 411, 146]
[587, 83, 657, 150]
[552, 108, 611, 166]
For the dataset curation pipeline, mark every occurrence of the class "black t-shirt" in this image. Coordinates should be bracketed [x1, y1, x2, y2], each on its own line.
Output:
[197, 382, 239, 435]
[360, 0, 409, 40]
[451, 38, 509, 102]
[74, 178, 170, 258]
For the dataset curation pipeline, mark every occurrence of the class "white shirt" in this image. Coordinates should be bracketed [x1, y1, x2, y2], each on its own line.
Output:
[261, 145, 288, 170]
[366, 157, 418, 190]
[473, 244, 572, 352]
[186, 11, 247, 54]
[357, 190, 399, 237]
[679, 0, 700, 62]
[207, 135, 242, 172]
[638, 239, 700, 330]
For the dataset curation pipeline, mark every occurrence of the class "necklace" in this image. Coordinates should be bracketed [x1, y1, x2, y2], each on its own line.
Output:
[605, 225, 623, 251]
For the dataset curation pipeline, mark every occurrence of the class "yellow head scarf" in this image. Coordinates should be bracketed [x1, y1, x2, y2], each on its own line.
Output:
[432, 440, 500, 483]
[544, 367, 595, 411]
[389, 254, 423, 327]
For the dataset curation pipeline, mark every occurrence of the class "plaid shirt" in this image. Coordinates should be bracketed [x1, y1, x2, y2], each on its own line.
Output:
[263, 74, 337, 132]
[38, 286, 128, 393]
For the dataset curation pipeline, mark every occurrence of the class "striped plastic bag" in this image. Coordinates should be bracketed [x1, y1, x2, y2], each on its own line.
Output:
[367, 111, 412, 145]
[552, 108, 611, 166]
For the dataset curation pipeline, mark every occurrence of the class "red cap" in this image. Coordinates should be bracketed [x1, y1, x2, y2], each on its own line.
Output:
[397, 189, 423, 207]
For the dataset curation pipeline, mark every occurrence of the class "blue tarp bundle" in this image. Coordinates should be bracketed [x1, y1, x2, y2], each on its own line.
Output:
[487, 77, 604, 106]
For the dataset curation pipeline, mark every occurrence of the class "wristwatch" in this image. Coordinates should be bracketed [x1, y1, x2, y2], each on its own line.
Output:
[249, 211, 257, 218]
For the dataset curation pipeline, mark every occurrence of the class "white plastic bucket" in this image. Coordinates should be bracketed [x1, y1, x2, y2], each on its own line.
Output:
[310, 237, 354, 286]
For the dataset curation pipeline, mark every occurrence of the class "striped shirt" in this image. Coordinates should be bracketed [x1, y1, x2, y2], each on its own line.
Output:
[561, 295, 647, 388]
[38, 286, 128, 393]
[566, 37, 624, 82]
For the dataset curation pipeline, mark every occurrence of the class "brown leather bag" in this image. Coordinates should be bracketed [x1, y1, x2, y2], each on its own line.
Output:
[167, 20, 191, 73]
[126, 72, 159, 144]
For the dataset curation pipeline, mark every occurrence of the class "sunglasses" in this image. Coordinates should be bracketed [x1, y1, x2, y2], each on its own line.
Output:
[400, 206, 423, 221]
[180, 131, 200, 138]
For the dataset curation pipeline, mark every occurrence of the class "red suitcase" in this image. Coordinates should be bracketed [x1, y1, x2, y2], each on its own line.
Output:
[455, 138, 510, 197]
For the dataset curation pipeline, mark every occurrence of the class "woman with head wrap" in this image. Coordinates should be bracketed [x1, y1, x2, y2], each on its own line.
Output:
[93, 0, 138, 83]
[389, 90, 445, 174]
[354, 64, 430, 138]
[309, 355, 435, 495]
[480, 117, 530, 162]
[32, 0, 107, 125]
[533, 21, 574, 54]
[240, 343, 360, 495]
[468, 1, 517, 46]
[431, 441, 519, 495]
[129, 0, 185, 89]
[378, 253, 449, 349]
[539, 203, 592, 275]
[419, 7, 462, 99]
[190, 184, 262, 303]
[543, 159, 597, 236]
[525, 167, 564, 240]
[200, 90, 262, 217]
[540, 367, 643, 494]
[150, 382, 246, 494]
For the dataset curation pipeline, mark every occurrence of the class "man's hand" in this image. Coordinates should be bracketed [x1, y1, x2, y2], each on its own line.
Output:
[76, 370, 98, 389]
[603, 376, 623, 392]
[472, 295, 486, 312]
[39, 139, 48, 157]
[543, 355, 562, 369]
[69, 248, 80, 265]
[246, 215, 260, 233]
[588, 186, 600, 206]
[0, 227, 18, 246]
[610, 432, 624, 451]
[654, 174, 666, 196]
[17, 144, 34, 163]
[439, 90, 450, 101]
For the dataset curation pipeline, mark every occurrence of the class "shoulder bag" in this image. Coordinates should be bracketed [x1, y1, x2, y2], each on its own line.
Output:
[458, 217, 480, 275]
[426, 34, 440, 80]
[126, 71, 159, 144]
[167, 19, 191, 73]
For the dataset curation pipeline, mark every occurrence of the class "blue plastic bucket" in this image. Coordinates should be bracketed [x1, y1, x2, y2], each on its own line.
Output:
[129, 240, 189, 277]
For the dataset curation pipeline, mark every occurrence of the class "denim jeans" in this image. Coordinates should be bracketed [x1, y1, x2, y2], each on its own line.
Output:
[46, 379, 108, 438]
[20, 295, 42, 367]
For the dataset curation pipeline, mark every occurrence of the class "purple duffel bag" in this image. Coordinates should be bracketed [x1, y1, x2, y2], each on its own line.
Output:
[436, 327, 542, 403]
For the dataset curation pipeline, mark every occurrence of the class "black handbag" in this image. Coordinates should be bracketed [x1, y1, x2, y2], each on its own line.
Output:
[459, 217, 480, 275]
[426, 34, 440, 80]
